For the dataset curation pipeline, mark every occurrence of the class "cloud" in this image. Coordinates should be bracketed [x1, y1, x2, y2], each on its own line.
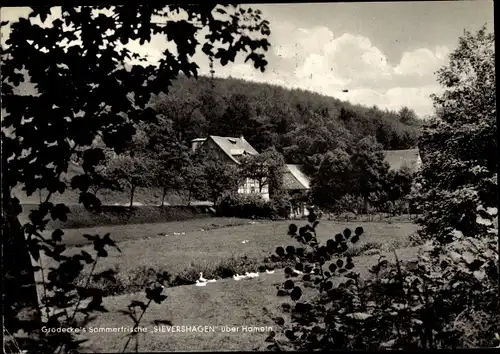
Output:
[213, 26, 449, 117]
[395, 46, 450, 77]
[1, 7, 449, 117]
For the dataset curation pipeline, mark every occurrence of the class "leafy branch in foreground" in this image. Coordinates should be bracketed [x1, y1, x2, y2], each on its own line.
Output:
[3, 4, 270, 352]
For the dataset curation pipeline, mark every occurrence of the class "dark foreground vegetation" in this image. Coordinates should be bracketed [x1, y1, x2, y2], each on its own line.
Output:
[2, 3, 497, 352]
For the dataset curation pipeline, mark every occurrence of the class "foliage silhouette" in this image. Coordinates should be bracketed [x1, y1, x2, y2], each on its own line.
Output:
[2, 4, 270, 352]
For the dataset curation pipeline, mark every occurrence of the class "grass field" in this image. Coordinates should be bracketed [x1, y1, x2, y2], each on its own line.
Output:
[74, 246, 421, 352]
[42, 219, 419, 296]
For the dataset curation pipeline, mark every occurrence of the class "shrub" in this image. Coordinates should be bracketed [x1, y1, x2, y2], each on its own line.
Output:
[262, 209, 499, 351]
[217, 192, 281, 219]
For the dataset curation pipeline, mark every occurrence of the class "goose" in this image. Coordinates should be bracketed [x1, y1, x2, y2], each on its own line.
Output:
[293, 269, 304, 275]
[199, 272, 207, 282]
[233, 274, 243, 281]
[245, 271, 259, 278]
[195, 280, 207, 287]
[181, 232, 185, 235]
[206, 278, 217, 283]
[265, 269, 275, 274]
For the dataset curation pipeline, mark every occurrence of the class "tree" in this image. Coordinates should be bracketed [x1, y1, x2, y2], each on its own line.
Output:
[1, 5, 270, 351]
[311, 147, 353, 212]
[196, 153, 241, 206]
[239, 146, 285, 195]
[216, 92, 255, 136]
[141, 116, 191, 206]
[416, 25, 496, 242]
[105, 154, 156, 207]
[398, 106, 419, 124]
[350, 136, 390, 214]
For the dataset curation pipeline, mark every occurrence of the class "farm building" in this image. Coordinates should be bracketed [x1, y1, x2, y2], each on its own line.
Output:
[282, 164, 311, 218]
[191, 136, 312, 217]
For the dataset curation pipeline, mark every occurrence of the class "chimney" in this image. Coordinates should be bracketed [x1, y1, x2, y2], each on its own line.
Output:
[191, 138, 206, 153]
[240, 135, 245, 141]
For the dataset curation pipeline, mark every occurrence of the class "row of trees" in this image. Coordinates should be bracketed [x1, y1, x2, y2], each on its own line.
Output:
[89, 123, 289, 208]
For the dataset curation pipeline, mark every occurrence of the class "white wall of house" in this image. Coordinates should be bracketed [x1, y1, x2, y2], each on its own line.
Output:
[237, 177, 270, 201]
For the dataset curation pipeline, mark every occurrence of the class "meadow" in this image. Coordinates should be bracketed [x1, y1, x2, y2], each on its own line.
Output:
[73, 245, 421, 352]
[42, 218, 419, 297]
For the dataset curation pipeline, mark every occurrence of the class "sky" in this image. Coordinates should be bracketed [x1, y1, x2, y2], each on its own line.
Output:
[1, 1, 494, 118]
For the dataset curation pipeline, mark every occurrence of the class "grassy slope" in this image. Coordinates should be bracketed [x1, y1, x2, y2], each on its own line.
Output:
[21, 204, 215, 231]
[46, 217, 260, 247]
[43, 220, 419, 295]
[76, 246, 421, 352]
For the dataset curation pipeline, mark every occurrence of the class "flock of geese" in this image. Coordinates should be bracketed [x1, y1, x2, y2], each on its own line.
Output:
[194, 269, 278, 286]
[194, 268, 313, 287]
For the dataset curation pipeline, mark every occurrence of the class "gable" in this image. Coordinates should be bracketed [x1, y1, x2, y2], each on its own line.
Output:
[208, 136, 259, 163]
[283, 164, 311, 190]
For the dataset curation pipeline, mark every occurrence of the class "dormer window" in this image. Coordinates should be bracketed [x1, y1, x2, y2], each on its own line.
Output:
[228, 138, 237, 144]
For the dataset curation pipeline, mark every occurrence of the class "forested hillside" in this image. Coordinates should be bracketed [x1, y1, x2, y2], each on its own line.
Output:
[150, 75, 423, 166]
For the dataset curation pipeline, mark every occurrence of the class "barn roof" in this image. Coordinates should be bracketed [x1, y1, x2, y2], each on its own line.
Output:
[382, 149, 422, 173]
[208, 135, 259, 164]
[283, 164, 311, 190]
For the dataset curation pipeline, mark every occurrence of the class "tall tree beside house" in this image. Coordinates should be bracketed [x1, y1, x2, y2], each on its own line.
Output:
[239, 146, 285, 195]
[416, 26, 496, 242]
[311, 147, 353, 213]
[1, 5, 271, 351]
[350, 136, 391, 213]
[180, 155, 208, 205]
[141, 115, 191, 206]
[197, 152, 241, 206]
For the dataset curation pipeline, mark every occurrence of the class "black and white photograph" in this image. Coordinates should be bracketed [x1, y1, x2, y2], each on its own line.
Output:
[1, 1, 498, 352]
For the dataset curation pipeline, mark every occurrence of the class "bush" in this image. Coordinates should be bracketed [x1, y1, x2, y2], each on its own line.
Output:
[262, 210, 499, 351]
[216, 192, 281, 219]
[74, 254, 297, 297]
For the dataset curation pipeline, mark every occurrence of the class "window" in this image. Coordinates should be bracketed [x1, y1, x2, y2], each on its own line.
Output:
[251, 187, 255, 194]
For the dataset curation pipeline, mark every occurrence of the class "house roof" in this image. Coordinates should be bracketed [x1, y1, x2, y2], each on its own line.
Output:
[283, 164, 311, 190]
[208, 135, 259, 164]
[382, 149, 422, 173]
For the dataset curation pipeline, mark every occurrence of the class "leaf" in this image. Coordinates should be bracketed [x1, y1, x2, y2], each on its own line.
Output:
[449, 251, 462, 262]
[265, 331, 276, 342]
[473, 269, 486, 281]
[277, 289, 288, 297]
[284, 280, 294, 290]
[462, 251, 475, 264]
[329, 263, 337, 273]
[476, 215, 493, 226]
[51, 229, 64, 242]
[290, 286, 302, 301]
[272, 317, 284, 326]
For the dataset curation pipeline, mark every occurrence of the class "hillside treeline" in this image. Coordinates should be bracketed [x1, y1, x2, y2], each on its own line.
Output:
[150, 75, 422, 165]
